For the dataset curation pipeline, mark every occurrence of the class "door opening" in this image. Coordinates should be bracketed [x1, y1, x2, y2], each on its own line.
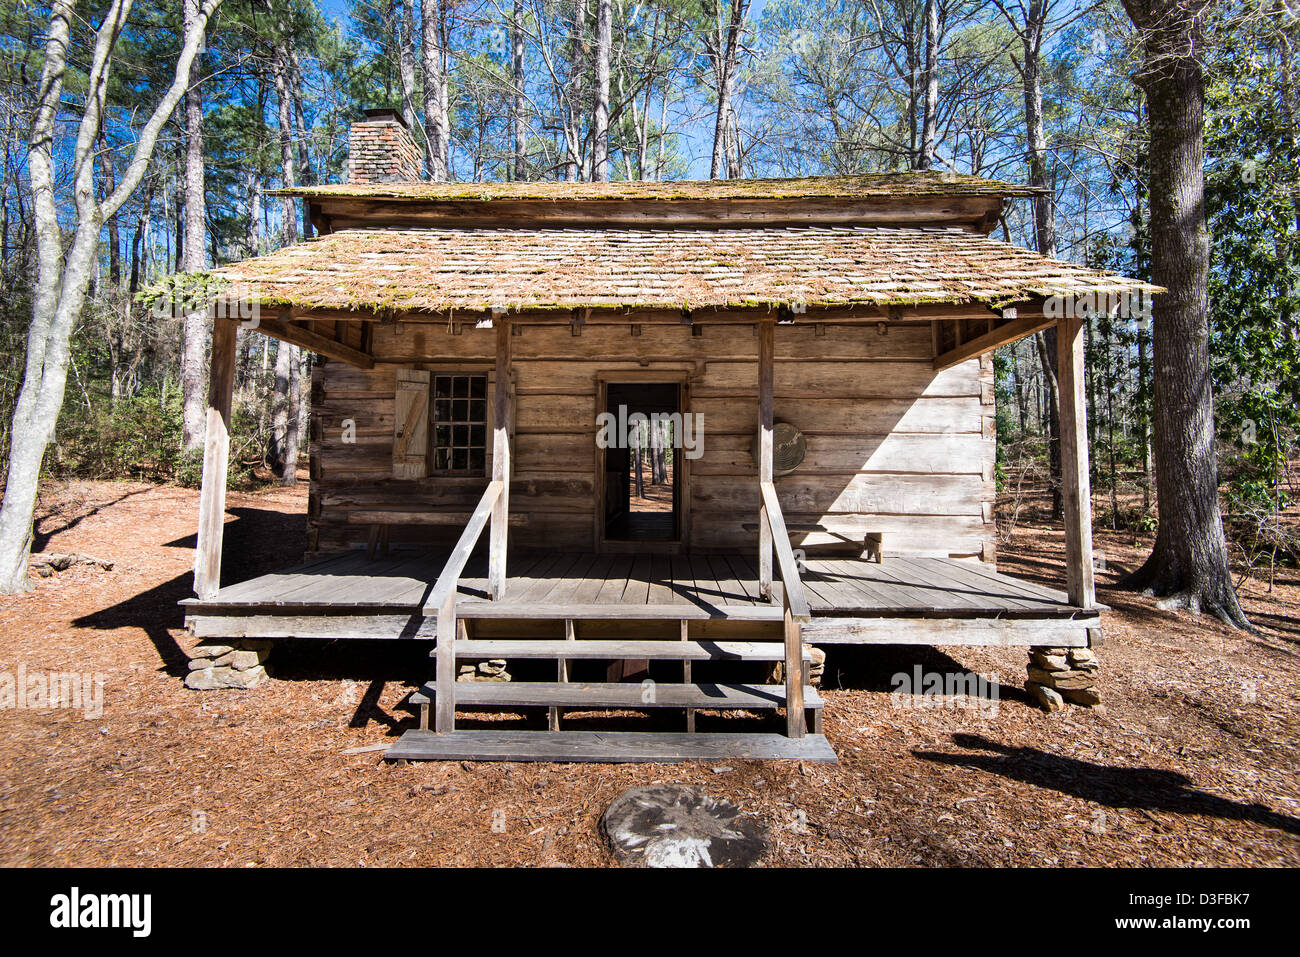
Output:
[602, 381, 682, 544]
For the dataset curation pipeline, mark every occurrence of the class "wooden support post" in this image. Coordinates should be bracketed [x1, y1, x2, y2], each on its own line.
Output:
[550, 619, 574, 731]
[435, 592, 457, 732]
[1057, 315, 1096, 608]
[784, 605, 805, 738]
[758, 319, 775, 600]
[489, 320, 512, 600]
[193, 318, 236, 600]
[681, 619, 695, 733]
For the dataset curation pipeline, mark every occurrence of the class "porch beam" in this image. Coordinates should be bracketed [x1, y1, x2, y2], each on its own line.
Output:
[758, 318, 775, 599]
[932, 312, 1054, 371]
[259, 314, 374, 368]
[193, 318, 237, 599]
[489, 319, 512, 599]
[1057, 314, 1096, 608]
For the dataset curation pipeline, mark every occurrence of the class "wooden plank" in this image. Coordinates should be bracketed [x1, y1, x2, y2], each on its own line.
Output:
[1057, 315, 1096, 608]
[423, 481, 502, 614]
[435, 591, 456, 731]
[454, 603, 785, 621]
[784, 605, 805, 738]
[259, 314, 375, 368]
[188, 613, 434, 640]
[348, 510, 528, 526]
[932, 313, 1054, 371]
[490, 319, 512, 599]
[193, 318, 237, 600]
[451, 640, 807, 660]
[384, 730, 839, 763]
[424, 680, 823, 710]
[758, 318, 774, 598]
[760, 482, 811, 620]
[802, 615, 1099, 646]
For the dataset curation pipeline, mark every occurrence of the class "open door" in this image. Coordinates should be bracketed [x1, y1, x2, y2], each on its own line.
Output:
[600, 381, 683, 547]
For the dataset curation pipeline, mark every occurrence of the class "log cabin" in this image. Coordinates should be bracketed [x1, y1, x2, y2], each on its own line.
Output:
[181, 108, 1159, 763]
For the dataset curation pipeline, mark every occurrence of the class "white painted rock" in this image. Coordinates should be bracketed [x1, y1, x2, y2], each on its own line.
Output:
[601, 785, 769, 868]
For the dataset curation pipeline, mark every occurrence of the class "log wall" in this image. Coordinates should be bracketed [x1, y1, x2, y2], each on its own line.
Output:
[307, 320, 997, 560]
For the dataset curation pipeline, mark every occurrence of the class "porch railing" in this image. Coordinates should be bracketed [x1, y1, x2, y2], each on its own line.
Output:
[422, 480, 504, 732]
[759, 481, 811, 738]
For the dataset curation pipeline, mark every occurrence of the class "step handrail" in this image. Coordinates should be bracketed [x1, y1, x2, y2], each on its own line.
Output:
[423, 480, 503, 615]
[759, 481, 811, 621]
[423, 480, 503, 733]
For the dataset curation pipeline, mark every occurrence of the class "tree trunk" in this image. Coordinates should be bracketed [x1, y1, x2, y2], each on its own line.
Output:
[180, 0, 208, 453]
[270, 340, 300, 485]
[271, 41, 297, 245]
[564, 0, 587, 182]
[421, 0, 450, 181]
[918, 0, 938, 169]
[0, 0, 220, 594]
[397, 0, 417, 129]
[592, 0, 611, 181]
[1120, 0, 1248, 627]
[511, 0, 527, 181]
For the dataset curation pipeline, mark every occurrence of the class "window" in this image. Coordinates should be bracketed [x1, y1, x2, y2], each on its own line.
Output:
[430, 374, 488, 474]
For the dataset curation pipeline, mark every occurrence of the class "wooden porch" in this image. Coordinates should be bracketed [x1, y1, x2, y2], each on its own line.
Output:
[183, 548, 1099, 644]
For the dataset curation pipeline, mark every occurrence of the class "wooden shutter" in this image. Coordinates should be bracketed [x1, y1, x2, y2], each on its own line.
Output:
[393, 369, 430, 479]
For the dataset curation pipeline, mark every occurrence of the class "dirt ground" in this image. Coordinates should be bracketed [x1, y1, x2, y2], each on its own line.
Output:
[0, 479, 1296, 867]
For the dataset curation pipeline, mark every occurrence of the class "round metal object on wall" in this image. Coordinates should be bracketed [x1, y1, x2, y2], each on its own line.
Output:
[751, 420, 807, 476]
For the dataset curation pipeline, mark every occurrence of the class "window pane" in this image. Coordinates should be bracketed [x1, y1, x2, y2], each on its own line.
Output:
[429, 373, 488, 473]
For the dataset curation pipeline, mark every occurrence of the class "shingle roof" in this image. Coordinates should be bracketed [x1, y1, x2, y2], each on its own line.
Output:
[277, 171, 1043, 202]
[212, 226, 1160, 315]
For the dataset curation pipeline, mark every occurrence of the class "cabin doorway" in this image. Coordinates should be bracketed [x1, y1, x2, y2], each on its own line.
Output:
[600, 380, 684, 547]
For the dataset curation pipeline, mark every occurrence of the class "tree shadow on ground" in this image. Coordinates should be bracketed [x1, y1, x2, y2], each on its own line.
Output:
[914, 733, 1300, 836]
[73, 506, 307, 678]
[33, 485, 153, 552]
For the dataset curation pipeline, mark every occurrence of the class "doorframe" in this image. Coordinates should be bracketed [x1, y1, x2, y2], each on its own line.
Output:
[594, 371, 692, 554]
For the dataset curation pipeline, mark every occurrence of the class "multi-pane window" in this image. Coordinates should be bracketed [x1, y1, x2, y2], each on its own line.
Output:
[431, 374, 488, 474]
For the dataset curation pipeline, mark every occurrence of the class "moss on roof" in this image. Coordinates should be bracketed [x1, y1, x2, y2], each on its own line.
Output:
[274, 172, 1043, 202]
[211, 225, 1159, 316]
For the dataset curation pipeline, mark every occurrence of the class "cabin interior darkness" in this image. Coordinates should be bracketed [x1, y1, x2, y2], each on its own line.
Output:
[602, 382, 681, 544]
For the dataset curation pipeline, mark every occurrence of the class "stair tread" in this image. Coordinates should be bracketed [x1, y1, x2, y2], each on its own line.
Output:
[385, 729, 837, 763]
[420, 680, 822, 709]
[450, 639, 810, 661]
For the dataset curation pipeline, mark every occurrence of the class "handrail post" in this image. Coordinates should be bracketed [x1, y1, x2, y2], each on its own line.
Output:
[489, 319, 511, 600]
[783, 594, 805, 738]
[758, 319, 774, 599]
[435, 590, 457, 732]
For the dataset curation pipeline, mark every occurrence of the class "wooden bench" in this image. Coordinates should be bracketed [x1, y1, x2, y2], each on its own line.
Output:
[348, 510, 529, 559]
[741, 521, 883, 562]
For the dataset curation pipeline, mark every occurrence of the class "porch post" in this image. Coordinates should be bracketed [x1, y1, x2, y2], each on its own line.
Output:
[193, 317, 237, 599]
[489, 318, 511, 599]
[1057, 314, 1096, 608]
[758, 318, 775, 599]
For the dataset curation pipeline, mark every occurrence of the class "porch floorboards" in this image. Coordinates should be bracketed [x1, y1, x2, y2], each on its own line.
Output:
[183, 549, 1089, 619]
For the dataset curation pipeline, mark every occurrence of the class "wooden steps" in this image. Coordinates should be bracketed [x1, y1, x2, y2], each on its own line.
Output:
[452, 639, 810, 661]
[385, 730, 837, 763]
[414, 680, 822, 711]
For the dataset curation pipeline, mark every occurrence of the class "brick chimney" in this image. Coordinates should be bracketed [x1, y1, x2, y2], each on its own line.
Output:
[348, 108, 423, 184]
